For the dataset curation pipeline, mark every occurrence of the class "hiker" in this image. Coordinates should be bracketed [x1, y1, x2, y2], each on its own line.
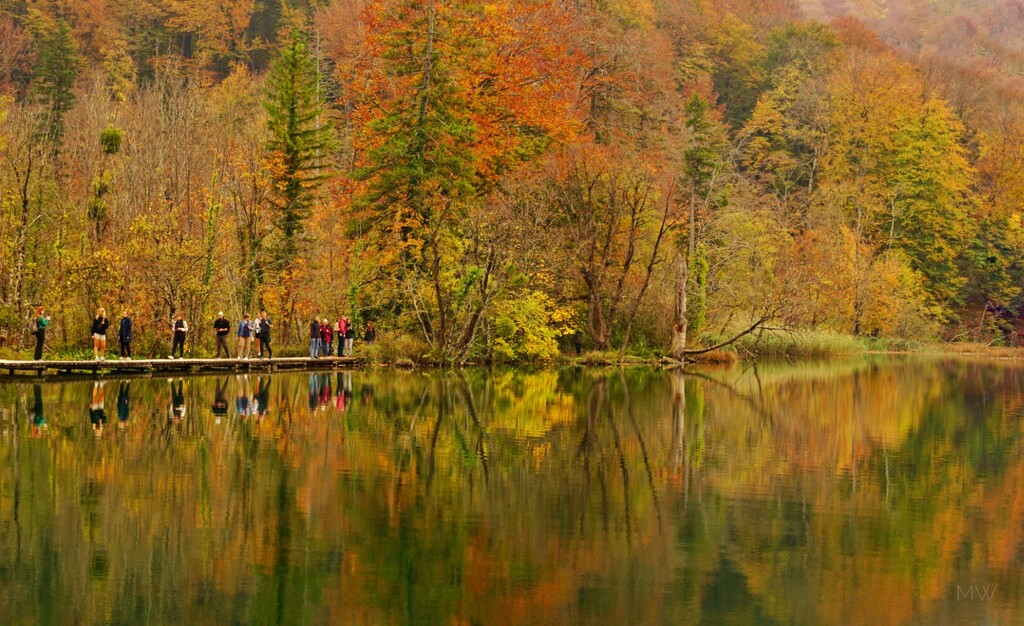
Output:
[343, 316, 356, 356]
[309, 317, 321, 358]
[337, 317, 349, 356]
[92, 307, 110, 360]
[252, 315, 262, 357]
[320, 318, 333, 357]
[236, 313, 253, 359]
[118, 310, 132, 359]
[258, 311, 273, 358]
[170, 313, 188, 359]
[214, 311, 231, 358]
[31, 306, 50, 360]
[364, 321, 376, 344]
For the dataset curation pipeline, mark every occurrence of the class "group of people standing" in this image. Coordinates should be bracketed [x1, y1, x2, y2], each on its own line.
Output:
[28, 306, 377, 361]
[165, 310, 275, 360]
[228, 311, 274, 359]
[308, 316, 375, 358]
[27, 307, 276, 360]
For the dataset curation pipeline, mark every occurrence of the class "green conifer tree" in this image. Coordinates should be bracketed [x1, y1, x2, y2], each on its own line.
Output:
[33, 19, 80, 146]
[262, 28, 336, 264]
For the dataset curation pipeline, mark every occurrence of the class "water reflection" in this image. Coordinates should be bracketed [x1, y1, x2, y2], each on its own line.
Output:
[0, 359, 1023, 624]
[212, 378, 227, 424]
[169, 378, 186, 422]
[89, 381, 107, 436]
[117, 381, 130, 429]
[31, 383, 46, 437]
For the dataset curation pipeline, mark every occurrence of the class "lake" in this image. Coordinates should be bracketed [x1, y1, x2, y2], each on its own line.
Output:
[0, 357, 1021, 625]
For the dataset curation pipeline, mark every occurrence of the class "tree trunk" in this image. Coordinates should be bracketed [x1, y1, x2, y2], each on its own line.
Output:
[669, 248, 688, 360]
[670, 370, 686, 470]
[12, 150, 34, 348]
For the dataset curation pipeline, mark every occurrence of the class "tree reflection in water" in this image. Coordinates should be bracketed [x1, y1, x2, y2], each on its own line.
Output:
[0, 358, 1022, 624]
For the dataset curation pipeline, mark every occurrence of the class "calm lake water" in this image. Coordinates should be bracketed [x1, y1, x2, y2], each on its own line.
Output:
[1, 358, 1022, 625]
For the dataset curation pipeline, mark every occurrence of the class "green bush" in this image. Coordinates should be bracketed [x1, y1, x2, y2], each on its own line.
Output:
[360, 332, 431, 365]
[100, 125, 123, 154]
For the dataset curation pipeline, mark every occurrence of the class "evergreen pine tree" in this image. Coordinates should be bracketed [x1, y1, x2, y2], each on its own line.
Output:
[33, 19, 80, 146]
[262, 28, 336, 263]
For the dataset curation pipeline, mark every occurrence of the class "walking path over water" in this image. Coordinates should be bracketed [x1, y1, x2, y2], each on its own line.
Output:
[0, 356, 362, 377]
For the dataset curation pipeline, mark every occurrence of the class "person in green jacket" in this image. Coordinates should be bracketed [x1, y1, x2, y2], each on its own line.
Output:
[32, 306, 51, 360]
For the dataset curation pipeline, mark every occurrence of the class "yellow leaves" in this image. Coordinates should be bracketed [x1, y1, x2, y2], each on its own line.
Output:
[0, 96, 8, 151]
[491, 290, 572, 362]
[160, 0, 256, 71]
[484, 369, 576, 436]
[861, 250, 937, 339]
[207, 63, 262, 132]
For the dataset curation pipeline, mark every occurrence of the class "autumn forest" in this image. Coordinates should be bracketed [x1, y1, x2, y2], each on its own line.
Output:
[2, 0, 1024, 362]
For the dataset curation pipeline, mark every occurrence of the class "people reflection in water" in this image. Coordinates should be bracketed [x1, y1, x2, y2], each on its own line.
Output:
[90, 381, 107, 436]
[236, 375, 252, 418]
[306, 373, 331, 411]
[31, 383, 46, 437]
[336, 371, 353, 412]
[212, 378, 228, 425]
[319, 373, 332, 408]
[117, 381, 130, 430]
[255, 376, 270, 419]
[168, 378, 186, 422]
[308, 374, 318, 411]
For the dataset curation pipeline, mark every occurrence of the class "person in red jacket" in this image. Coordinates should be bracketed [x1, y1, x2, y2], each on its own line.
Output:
[320, 318, 333, 356]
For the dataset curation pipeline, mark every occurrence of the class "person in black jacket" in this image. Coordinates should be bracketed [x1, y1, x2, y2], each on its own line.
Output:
[214, 311, 231, 358]
[309, 317, 321, 358]
[170, 313, 188, 359]
[118, 310, 133, 359]
[258, 311, 273, 359]
[91, 307, 110, 361]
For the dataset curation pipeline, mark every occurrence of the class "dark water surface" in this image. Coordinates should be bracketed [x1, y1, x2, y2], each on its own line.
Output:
[1, 358, 1022, 625]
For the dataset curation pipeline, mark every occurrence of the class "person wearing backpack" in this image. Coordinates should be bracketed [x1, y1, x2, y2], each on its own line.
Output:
[118, 310, 133, 359]
[31, 306, 50, 360]
[92, 307, 111, 361]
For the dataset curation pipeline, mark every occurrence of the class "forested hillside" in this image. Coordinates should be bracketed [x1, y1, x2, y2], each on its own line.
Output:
[2, 0, 1023, 361]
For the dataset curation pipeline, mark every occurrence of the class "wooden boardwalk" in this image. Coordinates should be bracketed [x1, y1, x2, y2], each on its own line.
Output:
[0, 356, 362, 378]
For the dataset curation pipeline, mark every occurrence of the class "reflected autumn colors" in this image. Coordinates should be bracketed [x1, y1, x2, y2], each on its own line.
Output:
[1, 358, 1023, 624]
